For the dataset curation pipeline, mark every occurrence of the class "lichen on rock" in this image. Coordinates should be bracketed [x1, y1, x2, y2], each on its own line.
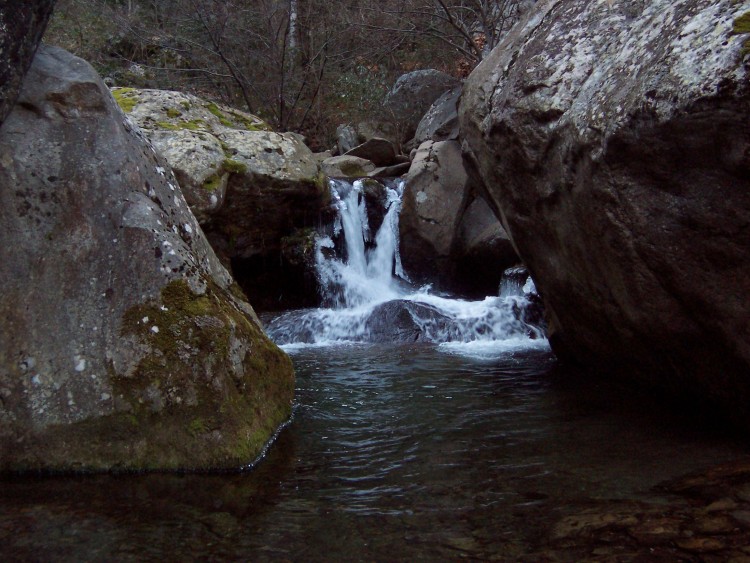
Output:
[460, 0, 750, 427]
[0, 45, 294, 472]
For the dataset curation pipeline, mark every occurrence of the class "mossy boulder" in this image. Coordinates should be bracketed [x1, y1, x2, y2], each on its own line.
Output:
[0, 46, 294, 472]
[115, 88, 328, 264]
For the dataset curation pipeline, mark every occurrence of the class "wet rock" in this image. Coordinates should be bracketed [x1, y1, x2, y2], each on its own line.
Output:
[551, 510, 639, 540]
[536, 457, 750, 560]
[364, 301, 451, 343]
[676, 537, 727, 552]
[0, 1, 55, 126]
[461, 0, 750, 426]
[708, 498, 739, 512]
[0, 46, 294, 472]
[454, 196, 520, 298]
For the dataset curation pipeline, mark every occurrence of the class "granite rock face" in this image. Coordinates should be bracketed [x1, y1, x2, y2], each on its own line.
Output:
[384, 70, 462, 143]
[399, 141, 470, 283]
[461, 0, 750, 422]
[414, 85, 462, 145]
[112, 88, 327, 259]
[0, 46, 294, 472]
[0, 0, 55, 126]
[400, 139, 520, 294]
[454, 196, 520, 298]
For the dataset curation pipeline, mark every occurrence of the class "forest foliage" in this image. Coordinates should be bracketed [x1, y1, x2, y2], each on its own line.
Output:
[44, 0, 531, 148]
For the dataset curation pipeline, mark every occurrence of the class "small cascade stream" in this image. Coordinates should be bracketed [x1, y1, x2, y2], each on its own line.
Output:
[2, 182, 748, 561]
[267, 178, 546, 356]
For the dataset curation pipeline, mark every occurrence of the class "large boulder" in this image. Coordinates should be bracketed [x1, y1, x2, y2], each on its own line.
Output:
[399, 140, 471, 283]
[0, 1, 55, 126]
[414, 85, 462, 145]
[0, 46, 294, 472]
[454, 196, 520, 298]
[321, 155, 377, 178]
[344, 137, 398, 167]
[383, 70, 462, 143]
[461, 0, 750, 423]
[112, 88, 327, 257]
[112, 88, 328, 309]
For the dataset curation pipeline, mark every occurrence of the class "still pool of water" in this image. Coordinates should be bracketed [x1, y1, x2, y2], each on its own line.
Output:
[1, 343, 746, 560]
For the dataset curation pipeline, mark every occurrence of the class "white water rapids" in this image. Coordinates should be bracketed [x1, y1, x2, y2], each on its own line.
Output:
[266, 178, 548, 357]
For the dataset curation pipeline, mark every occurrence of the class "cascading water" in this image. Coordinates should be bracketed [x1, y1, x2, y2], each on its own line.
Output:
[266, 178, 548, 356]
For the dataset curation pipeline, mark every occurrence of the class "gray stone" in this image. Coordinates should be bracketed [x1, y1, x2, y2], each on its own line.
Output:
[0, 46, 294, 472]
[321, 155, 377, 178]
[344, 137, 398, 166]
[0, 1, 55, 126]
[414, 85, 462, 145]
[368, 162, 412, 179]
[336, 124, 359, 154]
[384, 70, 461, 142]
[357, 120, 399, 145]
[454, 196, 520, 297]
[399, 140, 470, 283]
[113, 88, 327, 261]
[365, 300, 451, 343]
[461, 0, 750, 424]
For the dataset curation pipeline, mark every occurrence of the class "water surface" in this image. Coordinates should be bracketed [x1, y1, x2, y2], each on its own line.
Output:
[1, 343, 745, 561]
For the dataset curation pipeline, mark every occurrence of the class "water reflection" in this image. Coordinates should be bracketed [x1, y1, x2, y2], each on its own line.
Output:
[0, 344, 746, 560]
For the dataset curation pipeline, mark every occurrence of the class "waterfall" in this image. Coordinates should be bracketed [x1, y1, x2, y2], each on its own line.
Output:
[315, 179, 408, 308]
[266, 178, 548, 356]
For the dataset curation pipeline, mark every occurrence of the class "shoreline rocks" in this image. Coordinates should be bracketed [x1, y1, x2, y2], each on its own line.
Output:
[0, 46, 294, 472]
[461, 0, 750, 426]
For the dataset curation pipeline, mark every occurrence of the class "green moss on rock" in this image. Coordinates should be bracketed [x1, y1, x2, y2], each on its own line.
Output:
[166, 107, 183, 118]
[3, 279, 294, 473]
[207, 102, 234, 127]
[112, 87, 139, 113]
[734, 11, 750, 57]
[228, 110, 271, 131]
[223, 158, 248, 175]
[203, 173, 224, 192]
[113, 278, 294, 470]
[155, 119, 206, 132]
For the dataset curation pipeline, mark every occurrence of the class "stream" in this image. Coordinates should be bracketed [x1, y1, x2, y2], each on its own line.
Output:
[1, 179, 747, 560]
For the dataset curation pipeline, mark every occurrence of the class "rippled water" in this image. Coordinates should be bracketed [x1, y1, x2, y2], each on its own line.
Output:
[1, 343, 746, 561]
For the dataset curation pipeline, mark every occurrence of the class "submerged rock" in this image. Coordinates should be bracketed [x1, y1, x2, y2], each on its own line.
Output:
[461, 0, 750, 426]
[0, 46, 294, 472]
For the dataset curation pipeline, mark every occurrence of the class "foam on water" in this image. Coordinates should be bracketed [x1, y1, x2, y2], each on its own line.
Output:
[266, 178, 549, 354]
